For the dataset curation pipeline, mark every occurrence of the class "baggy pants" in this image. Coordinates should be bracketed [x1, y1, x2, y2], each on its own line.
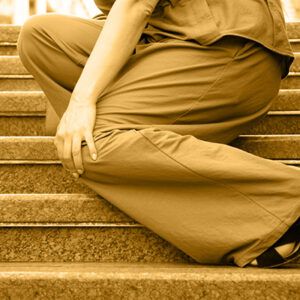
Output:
[17, 13, 300, 267]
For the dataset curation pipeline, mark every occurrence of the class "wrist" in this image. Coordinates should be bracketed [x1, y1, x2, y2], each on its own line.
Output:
[70, 93, 97, 106]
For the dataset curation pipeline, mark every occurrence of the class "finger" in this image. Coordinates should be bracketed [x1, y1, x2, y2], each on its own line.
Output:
[72, 134, 84, 174]
[85, 131, 97, 161]
[63, 137, 77, 176]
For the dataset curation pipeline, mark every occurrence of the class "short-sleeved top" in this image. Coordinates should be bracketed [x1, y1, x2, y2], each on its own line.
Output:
[94, 0, 294, 78]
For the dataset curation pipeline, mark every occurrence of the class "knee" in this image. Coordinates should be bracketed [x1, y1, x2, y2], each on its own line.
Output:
[17, 14, 62, 59]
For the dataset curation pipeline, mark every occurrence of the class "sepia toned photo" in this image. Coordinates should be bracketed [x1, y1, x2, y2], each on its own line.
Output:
[0, 0, 299, 298]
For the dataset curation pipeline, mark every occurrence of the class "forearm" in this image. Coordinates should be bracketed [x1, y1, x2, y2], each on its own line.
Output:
[72, 0, 159, 104]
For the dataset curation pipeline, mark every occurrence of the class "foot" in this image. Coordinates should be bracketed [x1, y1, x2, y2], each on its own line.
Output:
[249, 242, 299, 266]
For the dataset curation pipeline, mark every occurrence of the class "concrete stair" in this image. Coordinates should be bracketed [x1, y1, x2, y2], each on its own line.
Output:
[0, 22, 299, 299]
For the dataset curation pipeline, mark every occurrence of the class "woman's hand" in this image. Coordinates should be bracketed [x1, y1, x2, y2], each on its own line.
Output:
[54, 97, 97, 179]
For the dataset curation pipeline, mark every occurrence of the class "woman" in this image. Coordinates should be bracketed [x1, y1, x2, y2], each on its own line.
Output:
[17, 0, 300, 268]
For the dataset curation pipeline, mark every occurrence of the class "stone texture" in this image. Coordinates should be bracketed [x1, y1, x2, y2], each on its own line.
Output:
[0, 75, 41, 91]
[287, 22, 300, 39]
[0, 164, 92, 194]
[271, 90, 300, 110]
[3, 135, 300, 162]
[230, 135, 300, 159]
[290, 53, 300, 72]
[291, 39, 300, 52]
[0, 91, 46, 113]
[0, 228, 194, 263]
[0, 116, 45, 136]
[0, 42, 17, 55]
[244, 114, 300, 134]
[0, 25, 20, 42]
[0, 194, 133, 223]
[0, 56, 28, 74]
[281, 73, 300, 89]
[0, 90, 299, 115]
[0, 263, 299, 299]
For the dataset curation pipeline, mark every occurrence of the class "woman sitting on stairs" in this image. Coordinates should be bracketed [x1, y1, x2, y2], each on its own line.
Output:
[17, 0, 300, 268]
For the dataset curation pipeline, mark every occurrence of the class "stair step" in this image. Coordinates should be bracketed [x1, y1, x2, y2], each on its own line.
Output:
[0, 135, 300, 161]
[0, 263, 298, 299]
[1, 22, 300, 42]
[0, 194, 132, 223]
[286, 21, 300, 39]
[1, 39, 299, 55]
[4, 75, 300, 93]
[0, 227, 192, 263]
[0, 136, 299, 194]
[4, 112, 300, 136]
[1, 53, 300, 74]
[0, 90, 299, 114]
[0, 42, 17, 55]
[281, 73, 300, 89]
[291, 39, 300, 52]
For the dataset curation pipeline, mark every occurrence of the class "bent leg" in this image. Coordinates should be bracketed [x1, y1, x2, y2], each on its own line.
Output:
[18, 16, 300, 267]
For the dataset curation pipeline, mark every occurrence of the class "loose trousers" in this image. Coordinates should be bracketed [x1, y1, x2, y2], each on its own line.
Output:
[17, 13, 300, 267]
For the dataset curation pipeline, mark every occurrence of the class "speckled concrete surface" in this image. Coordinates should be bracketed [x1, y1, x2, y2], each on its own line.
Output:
[0, 76, 41, 91]
[287, 22, 300, 40]
[291, 40, 300, 52]
[243, 115, 300, 135]
[0, 137, 56, 160]
[0, 227, 194, 263]
[0, 194, 132, 223]
[281, 74, 300, 90]
[0, 165, 92, 194]
[291, 53, 300, 72]
[0, 25, 20, 42]
[271, 90, 300, 111]
[0, 263, 299, 299]
[0, 56, 28, 75]
[230, 135, 300, 159]
[0, 91, 46, 113]
[0, 117, 45, 136]
[0, 44, 18, 55]
[3, 134, 300, 162]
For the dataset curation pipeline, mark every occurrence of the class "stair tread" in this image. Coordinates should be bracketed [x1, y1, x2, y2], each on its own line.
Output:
[3, 55, 300, 75]
[0, 135, 299, 160]
[0, 193, 134, 224]
[0, 262, 298, 299]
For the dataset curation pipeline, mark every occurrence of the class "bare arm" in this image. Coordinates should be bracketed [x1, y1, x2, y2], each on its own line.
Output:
[73, 0, 160, 104]
[55, 0, 160, 177]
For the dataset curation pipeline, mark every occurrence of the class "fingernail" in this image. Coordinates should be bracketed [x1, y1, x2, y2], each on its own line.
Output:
[73, 173, 79, 179]
[92, 153, 97, 161]
[78, 169, 84, 175]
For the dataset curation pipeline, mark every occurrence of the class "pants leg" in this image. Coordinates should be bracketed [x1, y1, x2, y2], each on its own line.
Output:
[18, 14, 300, 267]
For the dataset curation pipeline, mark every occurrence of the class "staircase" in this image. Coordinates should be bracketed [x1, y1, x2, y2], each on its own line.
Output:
[0, 23, 299, 299]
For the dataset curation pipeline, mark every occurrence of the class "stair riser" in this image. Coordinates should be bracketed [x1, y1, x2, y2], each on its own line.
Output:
[1, 54, 300, 75]
[3, 114, 300, 136]
[1, 23, 300, 42]
[0, 195, 132, 223]
[2, 77, 298, 92]
[291, 41, 300, 52]
[0, 158, 299, 195]
[0, 227, 192, 263]
[0, 267, 298, 300]
[0, 91, 299, 114]
[0, 165, 91, 194]
[1, 40, 299, 55]
[0, 117, 45, 136]
[0, 78, 41, 91]
[2, 136, 300, 160]
[281, 75, 300, 89]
